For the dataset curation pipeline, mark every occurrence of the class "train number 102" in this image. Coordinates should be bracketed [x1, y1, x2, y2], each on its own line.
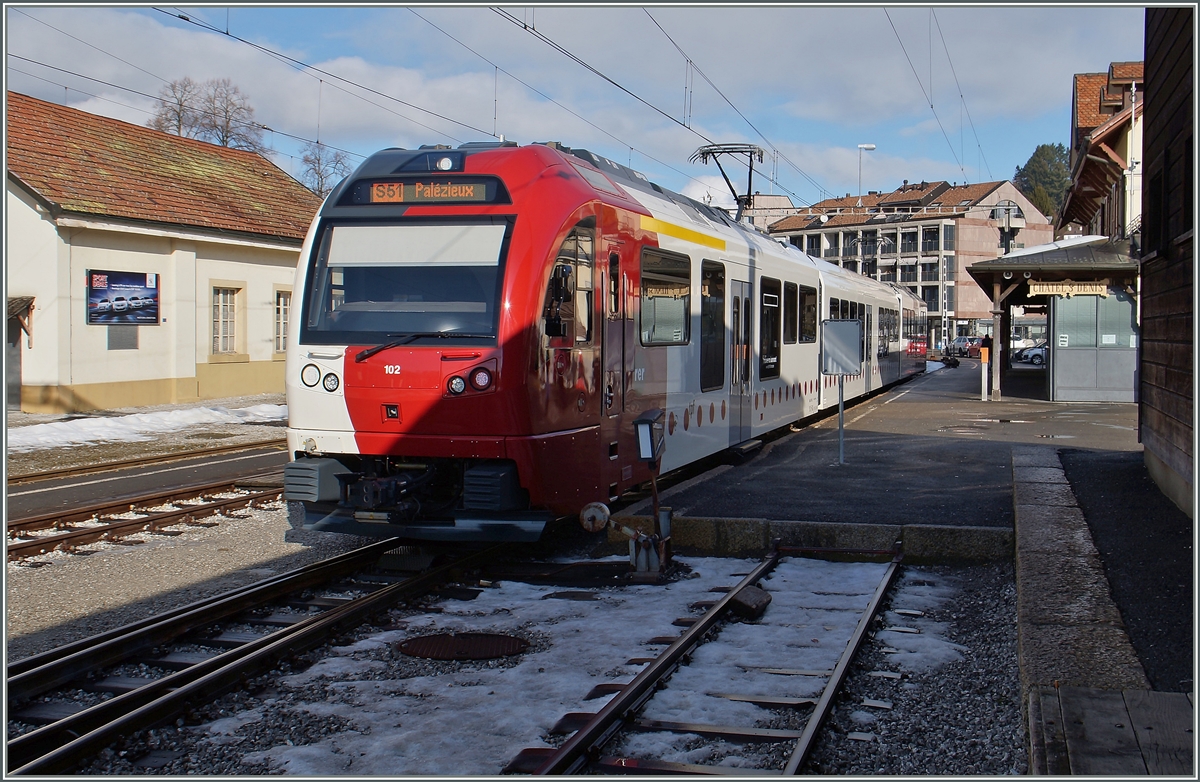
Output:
[384, 365, 402, 375]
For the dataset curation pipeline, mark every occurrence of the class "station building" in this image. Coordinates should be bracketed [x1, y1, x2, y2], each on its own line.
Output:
[5, 91, 323, 413]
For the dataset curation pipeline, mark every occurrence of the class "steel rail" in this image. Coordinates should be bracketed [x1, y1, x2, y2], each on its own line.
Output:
[6, 537, 405, 703]
[9, 543, 507, 776]
[6, 537, 405, 678]
[6, 438, 288, 485]
[7, 475, 282, 534]
[533, 547, 785, 775]
[782, 553, 902, 774]
[6, 489, 282, 559]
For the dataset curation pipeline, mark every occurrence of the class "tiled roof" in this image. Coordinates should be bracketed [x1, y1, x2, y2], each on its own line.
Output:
[808, 192, 883, 211]
[768, 180, 1005, 233]
[877, 180, 947, 206]
[6, 91, 322, 242]
[1073, 73, 1109, 132]
[1109, 61, 1144, 81]
[933, 181, 1003, 206]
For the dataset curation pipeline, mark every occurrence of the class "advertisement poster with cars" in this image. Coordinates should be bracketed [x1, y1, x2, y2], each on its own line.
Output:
[87, 270, 160, 325]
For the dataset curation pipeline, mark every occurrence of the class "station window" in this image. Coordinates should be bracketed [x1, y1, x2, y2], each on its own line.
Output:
[700, 262, 725, 391]
[783, 281, 798, 344]
[213, 287, 238, 354]
[760, 277, 781, 379]
[640, 249, 690, 346]
[275, 291, 291, 353]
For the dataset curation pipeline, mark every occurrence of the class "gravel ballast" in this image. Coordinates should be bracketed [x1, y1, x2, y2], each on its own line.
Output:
[9, 514, 1023, 774]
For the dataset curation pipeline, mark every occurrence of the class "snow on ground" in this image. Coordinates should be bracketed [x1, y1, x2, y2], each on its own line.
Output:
[5, 405, 287, 452]
[215, 556, 963, 776]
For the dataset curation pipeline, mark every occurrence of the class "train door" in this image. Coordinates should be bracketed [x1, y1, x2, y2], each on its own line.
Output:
[729, 280, 753, 445]
[600, 247, 628, 501]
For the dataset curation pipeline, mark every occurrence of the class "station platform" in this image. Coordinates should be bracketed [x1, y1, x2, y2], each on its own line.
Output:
[612, 359, 1193, 775]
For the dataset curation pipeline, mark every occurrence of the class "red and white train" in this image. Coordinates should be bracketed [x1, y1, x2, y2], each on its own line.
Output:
[283, 141, 927, 541]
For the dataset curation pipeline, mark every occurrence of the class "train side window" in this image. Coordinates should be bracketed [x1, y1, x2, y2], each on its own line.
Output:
[608, 253, 620, 316]
[573, 230, 594, 344]
[840, 299, 850, 320]
[829, 297, 840, 320]
[640, 249, 691, 346]
[543, 223, 594, 345]
[700, 261, 725, 391]
[783, 281, 798, 344]
[760, 276, 781, 380]
[799, 285, 817, 342]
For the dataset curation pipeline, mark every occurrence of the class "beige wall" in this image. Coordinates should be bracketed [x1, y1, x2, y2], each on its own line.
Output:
[20, 359, 285, 413]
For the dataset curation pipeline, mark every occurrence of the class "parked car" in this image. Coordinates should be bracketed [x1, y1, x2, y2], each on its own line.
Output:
[112, 296, 129, 312]
[1012, 340, 1046, 362]
[1024, 346, 1047, 365]
[950, 336, 981, 356]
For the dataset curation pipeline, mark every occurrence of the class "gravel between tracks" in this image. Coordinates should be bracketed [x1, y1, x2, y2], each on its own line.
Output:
[5, 503, 373, 664]
[14, 533, 1023, 774]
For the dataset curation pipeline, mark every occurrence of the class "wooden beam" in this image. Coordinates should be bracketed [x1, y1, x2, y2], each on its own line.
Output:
[1096, 141, 1129, 170]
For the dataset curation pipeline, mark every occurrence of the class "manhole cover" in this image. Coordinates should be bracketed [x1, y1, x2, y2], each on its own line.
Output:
[397, 632, 528, 660]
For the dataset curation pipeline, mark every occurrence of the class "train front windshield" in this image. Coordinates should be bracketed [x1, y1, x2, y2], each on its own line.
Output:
[302, 221, 508, 344]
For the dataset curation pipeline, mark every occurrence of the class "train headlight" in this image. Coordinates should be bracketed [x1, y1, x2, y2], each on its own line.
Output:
[447, 375, 466, 395]
[301, 364, 321, 387]
[322, 372, 340, 392]
[469, 367, 493, 391]
[436, 156, 454, 171]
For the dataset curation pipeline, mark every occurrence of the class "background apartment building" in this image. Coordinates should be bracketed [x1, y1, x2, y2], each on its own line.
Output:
[769, 180, 1052, 349]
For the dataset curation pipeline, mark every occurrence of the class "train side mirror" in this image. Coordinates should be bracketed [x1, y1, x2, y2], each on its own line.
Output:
[634, 409, 665, 465]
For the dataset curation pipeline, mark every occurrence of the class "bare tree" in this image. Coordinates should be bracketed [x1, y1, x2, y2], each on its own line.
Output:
[147, 77, 266, 154]
[147, 77, 203, 138]
[300, 141, 352, 198]
[197, 78, 266, 153]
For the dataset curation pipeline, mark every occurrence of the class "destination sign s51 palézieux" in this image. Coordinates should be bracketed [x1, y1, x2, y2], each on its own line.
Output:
[370, 180, 490, 204]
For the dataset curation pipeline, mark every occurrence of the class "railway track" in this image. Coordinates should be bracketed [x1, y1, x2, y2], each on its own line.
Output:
[6, 438, 288, 485]
[505, 545, 902, 775]
[6, 540, 506, 775]
[6, 477, 284, 561]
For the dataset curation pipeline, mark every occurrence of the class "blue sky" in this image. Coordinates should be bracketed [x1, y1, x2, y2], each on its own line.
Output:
[6, 5, 1146, 208]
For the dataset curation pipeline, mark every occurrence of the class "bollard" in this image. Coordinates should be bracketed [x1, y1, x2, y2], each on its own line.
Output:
[980, 346, 990, 401]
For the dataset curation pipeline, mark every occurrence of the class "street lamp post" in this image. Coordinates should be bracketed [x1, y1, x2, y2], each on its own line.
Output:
[857, 144, 875, 207]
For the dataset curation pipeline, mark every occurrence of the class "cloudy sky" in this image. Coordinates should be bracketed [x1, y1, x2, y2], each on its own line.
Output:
[6, 5, 1145, 207]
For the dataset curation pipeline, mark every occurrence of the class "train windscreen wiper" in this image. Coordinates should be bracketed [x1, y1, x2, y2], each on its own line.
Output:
[354, 331, 495, 363]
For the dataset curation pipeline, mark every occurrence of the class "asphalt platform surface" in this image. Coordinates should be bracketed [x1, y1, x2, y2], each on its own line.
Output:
[654, 358, 1193, 694]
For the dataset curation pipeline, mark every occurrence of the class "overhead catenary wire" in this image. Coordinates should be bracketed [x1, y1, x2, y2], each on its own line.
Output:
[408, 8, 722, 199]
[492, 6, 817, 206]
[642, 9, 825, 203]
[6, 53, 364, 163]
[11, 7, 168, 83]
[151, 7, 488, 141]
[883, 8, 964, 174]
[932, 10, 993, 181]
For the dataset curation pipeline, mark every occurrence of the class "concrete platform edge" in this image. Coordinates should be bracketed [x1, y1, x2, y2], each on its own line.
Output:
[600, 516, 1012, 563]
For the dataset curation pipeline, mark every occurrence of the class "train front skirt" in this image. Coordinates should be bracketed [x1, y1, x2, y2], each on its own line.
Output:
[296, 502, 553, 542]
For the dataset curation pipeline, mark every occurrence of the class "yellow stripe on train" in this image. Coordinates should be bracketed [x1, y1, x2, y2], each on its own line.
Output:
[640, 216, 726, 251]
